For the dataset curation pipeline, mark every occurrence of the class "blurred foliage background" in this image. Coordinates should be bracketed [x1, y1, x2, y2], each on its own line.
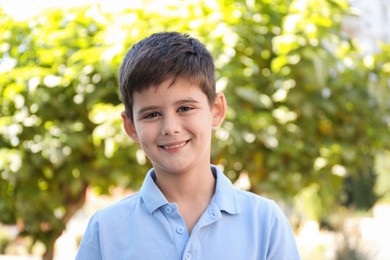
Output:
[1, 0, 389, 259]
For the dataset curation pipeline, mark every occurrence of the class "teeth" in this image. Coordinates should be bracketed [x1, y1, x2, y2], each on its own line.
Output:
[163, 142, 186, 149]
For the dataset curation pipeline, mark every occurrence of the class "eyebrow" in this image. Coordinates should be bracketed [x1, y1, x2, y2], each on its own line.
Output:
[175, 97, 199, 105]
[136, 98, 200, 116]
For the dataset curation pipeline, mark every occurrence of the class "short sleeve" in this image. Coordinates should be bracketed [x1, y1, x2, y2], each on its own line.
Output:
[75, 212, 103, 260]
[267, 201, 301, 260]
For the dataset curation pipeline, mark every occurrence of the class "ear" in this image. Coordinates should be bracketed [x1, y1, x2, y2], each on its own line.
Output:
[121, 111, 139, 142]
[211, 92, 227, 127]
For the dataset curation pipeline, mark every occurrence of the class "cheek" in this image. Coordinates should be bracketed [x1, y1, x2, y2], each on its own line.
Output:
[187, 116, 212, 135]
[135, 125, 155, 143]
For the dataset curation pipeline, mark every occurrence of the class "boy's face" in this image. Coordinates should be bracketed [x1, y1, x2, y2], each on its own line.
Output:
[121, 77, 226, 175]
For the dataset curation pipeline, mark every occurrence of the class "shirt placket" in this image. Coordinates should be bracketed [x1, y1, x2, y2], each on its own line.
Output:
[180, 203, 221, 260]
[162, 203, 190, 258]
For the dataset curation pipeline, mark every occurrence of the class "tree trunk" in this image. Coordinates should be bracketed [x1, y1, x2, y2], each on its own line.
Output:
[43, 245, 55, 260]
[41, 183, 88, 260]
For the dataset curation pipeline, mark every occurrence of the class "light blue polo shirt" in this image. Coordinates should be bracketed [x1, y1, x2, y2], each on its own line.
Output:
[76, 165, 301, 260]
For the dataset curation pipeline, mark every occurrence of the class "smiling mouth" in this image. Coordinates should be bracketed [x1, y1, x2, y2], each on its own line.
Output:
[159, 140, 189, 150]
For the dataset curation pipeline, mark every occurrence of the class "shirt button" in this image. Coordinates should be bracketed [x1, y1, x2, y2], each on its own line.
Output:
[176, 226, 185, 234]
[165, 206, 173, 214]
[184, 253, 191, 260]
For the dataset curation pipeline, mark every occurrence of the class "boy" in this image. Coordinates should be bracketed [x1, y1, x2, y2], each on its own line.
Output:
[76, 32, 300, 259]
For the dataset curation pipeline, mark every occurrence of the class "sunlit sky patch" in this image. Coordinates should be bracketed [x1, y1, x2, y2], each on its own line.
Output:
[0, 0, 143, 20]
[0, 0, 213, 21]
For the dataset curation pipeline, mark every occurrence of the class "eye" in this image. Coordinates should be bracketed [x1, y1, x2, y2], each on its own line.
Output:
[177, 106, 194, 113]
[143, 112, 160, 119]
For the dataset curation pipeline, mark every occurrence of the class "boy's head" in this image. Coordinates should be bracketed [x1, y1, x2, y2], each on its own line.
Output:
[118, 32, 216, 122]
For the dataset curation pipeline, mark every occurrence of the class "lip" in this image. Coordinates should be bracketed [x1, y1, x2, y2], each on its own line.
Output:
[159, 140, 190, 150]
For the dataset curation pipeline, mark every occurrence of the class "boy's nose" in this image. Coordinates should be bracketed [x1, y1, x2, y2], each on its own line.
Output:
[160, 115, 181, 136]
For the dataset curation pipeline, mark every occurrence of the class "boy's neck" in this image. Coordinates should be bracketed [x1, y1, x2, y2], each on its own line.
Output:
[154, 164, 216, 203]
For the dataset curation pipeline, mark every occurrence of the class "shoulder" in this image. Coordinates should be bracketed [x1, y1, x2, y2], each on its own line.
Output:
[234, 189, 286, 220]
[234, 188, 271, 202]
[82, 191, 147, 241]
[94, 192, 142, 221]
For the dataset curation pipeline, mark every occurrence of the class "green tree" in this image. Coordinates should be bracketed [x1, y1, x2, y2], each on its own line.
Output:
[214, 0, 390, 219]
[0, 0, 389, 259]
[0, 6, 147, 259]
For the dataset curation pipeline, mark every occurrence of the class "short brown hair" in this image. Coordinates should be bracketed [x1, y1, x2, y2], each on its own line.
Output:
[118, 32, 216, 121]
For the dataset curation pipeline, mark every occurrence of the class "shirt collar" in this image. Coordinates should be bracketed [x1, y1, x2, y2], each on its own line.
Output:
[139, 165, 240, 215]
[211, 165, 241, 215]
